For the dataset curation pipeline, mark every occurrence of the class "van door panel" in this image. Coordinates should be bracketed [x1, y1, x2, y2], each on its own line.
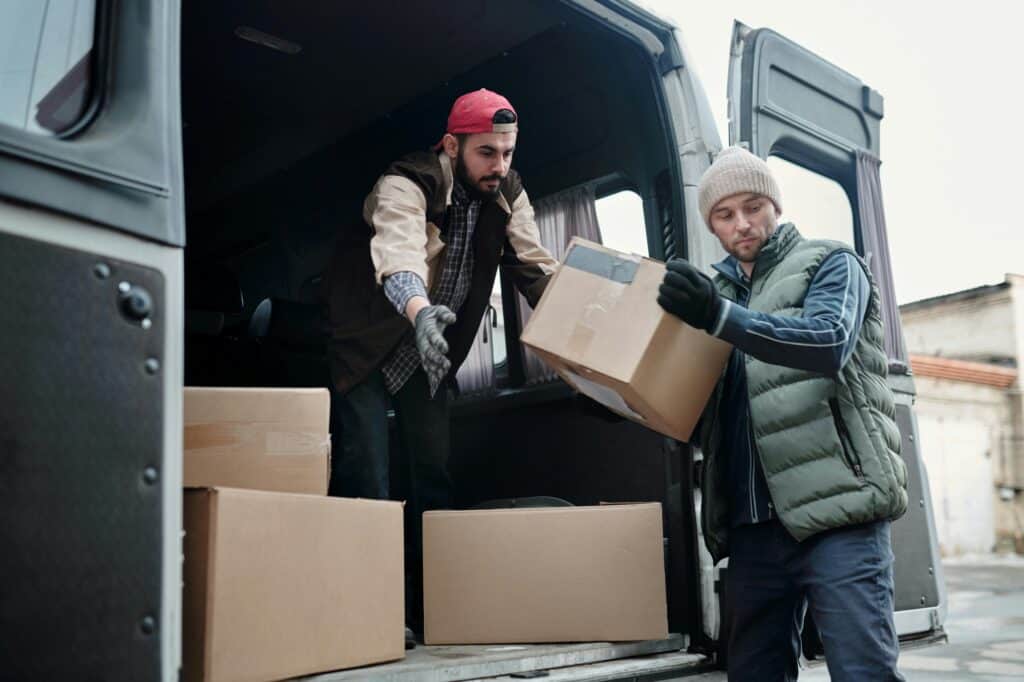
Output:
[730, 22, 882, 168]
[0, 229, 166, 680]
[892, 402, 943, 611]
[730, 22, 944, 635]
[0, 2, 183, 678]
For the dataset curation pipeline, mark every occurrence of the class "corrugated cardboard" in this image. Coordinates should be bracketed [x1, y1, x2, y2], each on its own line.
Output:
[423, 503, 668, 645]
[521, 238, 732, 442]
[182, 488, 405, 682]
[183, 387, 330, 494]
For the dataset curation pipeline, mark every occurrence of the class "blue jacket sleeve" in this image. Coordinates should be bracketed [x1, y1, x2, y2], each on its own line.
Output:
[711, 251, 871, 375]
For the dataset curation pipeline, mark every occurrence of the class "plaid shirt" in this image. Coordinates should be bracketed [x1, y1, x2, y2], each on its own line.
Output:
[380, 180, 480, 396]
[383, 271, 428, 315]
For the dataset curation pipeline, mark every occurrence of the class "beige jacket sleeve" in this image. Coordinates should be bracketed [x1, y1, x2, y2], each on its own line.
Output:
[503, 189, 558, 307]
[364, 174, 430, 285]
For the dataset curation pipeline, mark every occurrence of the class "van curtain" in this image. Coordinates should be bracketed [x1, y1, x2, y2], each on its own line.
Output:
[856, 150, 909, 368]
[518, 185, 603, 383]
[453, 185, 604, 393]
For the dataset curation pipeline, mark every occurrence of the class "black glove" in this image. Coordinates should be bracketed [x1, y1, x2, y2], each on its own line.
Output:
[414, 305, 456, 386]
[657, 258, 721, 332]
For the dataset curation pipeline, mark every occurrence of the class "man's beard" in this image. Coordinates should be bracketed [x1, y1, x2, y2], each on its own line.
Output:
[455, 150, 504, 200]
[730, 243, 762, 263]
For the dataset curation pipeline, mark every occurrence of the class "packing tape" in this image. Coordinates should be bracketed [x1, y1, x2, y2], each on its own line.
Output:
[184, 423, 330, 457]
[566, 322, 596, 358]
[564, 244, 640, 283]
[566, 280, 625, 358]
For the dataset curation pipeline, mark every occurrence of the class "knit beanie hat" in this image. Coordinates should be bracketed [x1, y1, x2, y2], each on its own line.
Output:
[697, 146, 782, 227]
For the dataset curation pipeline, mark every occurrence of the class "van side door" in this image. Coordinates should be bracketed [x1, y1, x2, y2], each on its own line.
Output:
[729, 21, 946, 642]
[0, 2, 184, 680]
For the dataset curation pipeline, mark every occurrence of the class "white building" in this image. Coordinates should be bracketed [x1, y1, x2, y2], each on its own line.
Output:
[901, 274, 1024, 554]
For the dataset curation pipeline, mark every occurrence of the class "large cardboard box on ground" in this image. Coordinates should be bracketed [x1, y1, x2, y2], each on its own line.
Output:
[423, 503, 668, 645]
[521, 238, 732, 442]
[183, 387, 330, 494]
[182, 488, 405, 682]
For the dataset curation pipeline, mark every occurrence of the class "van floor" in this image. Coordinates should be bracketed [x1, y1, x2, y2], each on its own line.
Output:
[302, 635, 712, 681]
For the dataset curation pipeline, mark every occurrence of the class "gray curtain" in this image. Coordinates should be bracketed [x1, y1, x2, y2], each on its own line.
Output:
[518, 186, 603, 383]
[455, 305, 498, 395]
[856, 150, 908, 366]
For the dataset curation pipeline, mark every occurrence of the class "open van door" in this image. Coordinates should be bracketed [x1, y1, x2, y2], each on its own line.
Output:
[0, 2, 183, 680]
[727, 21, 946, 645]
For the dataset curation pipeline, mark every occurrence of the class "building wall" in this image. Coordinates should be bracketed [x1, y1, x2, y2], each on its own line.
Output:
[1009, 275, 1024, 492]
[901, 289, 1015, 363]
[902, 275, 1024, 553]
[1012, 275, 1024, 377]
[913, 376, 1008, 554]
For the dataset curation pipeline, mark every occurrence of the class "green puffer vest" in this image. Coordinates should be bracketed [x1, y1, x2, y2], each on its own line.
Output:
[699, 224, 908, 563]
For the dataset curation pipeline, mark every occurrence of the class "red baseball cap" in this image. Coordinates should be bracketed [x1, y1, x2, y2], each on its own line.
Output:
[434, 89, 518, 149]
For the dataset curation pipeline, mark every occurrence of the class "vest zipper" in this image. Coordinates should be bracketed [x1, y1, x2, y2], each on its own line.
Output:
[829, 397, 864, 479]
[746, 402, 758, 522]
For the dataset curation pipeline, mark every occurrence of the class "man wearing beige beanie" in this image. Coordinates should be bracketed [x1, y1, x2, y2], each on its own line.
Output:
[659, 146, 907, 680]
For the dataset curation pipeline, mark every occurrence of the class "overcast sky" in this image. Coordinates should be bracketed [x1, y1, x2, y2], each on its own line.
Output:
[633, 0, 1022, 304]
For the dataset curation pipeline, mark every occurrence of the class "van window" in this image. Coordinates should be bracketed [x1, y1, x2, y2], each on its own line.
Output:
[0, 1, 96, 135]
[596, 190, 648, 256]
[767, 156, 854, 245]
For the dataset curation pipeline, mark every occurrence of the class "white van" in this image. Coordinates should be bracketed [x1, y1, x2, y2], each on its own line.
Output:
[0, 2, 945, 679]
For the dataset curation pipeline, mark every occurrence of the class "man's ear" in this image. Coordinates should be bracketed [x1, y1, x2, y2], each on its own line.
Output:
[442, 134, 459, 159]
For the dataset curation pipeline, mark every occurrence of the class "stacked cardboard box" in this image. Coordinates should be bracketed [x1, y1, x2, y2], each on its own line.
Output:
[183, 387, 331, 495]
[181, 387, 405, 682]
[423, 503, 669, 645]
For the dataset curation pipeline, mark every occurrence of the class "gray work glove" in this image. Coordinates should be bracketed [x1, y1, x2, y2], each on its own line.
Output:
[414, 305, 457, 387]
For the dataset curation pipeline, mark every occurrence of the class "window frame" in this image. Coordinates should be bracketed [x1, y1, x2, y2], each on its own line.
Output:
[0, 0, 108, 140]
[766, 153, 857, 249]
[0, 0, 185, 247]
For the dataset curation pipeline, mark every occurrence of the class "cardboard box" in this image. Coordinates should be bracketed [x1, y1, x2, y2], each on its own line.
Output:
[182, 488, 405, 682]
[423, 503, 668, 645]
[521, 238, 731, 442]
[184, 387, 330, 494]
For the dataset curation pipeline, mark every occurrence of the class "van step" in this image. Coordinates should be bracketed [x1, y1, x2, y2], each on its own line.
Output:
[303, 634, 697, 682]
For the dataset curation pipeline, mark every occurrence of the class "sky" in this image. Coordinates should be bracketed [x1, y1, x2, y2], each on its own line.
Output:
[602, 0, 1023, 304]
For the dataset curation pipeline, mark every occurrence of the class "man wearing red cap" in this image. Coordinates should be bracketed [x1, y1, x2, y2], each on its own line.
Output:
[323, 89, 557, 640]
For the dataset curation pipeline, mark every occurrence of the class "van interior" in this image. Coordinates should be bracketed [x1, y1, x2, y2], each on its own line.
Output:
[180, 1, 706, 674]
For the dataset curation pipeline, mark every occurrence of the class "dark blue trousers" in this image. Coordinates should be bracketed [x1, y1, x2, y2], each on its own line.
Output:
[330, 367, 452, 516]
[726, 519, 904, 681]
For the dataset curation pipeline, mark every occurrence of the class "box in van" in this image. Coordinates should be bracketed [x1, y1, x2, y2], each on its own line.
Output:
[423, 503, 668, 645]
[521, 238, 731, 442]
[182, 488, 404, 681]
[183, 387, 331, 495]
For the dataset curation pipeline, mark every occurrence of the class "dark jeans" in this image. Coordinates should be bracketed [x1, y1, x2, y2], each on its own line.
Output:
[329, 368, 453, 630]
[726, 519, 904, 682]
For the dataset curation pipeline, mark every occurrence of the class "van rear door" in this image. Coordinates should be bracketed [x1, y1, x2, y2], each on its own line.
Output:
[728, 21, 946, 643]
[0, 2, 183, 680]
